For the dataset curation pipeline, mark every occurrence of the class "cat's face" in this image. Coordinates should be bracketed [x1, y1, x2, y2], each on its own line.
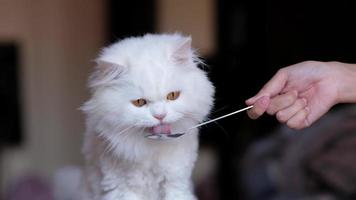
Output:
[83, 34, 214, 138]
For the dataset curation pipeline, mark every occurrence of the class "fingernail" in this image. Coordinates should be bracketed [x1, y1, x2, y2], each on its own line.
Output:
[247, 110, 258, 120]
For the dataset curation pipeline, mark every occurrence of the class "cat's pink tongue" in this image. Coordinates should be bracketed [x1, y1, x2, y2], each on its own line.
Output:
[152, 124, 171, 134]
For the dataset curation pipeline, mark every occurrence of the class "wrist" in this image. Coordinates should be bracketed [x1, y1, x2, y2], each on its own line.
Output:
[334, 62, 356, 103]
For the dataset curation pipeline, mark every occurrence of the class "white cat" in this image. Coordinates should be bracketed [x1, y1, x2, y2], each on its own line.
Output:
[81, 33, 215, 200]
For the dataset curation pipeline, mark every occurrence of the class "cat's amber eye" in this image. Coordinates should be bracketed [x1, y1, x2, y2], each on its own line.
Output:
[132, 98, 147, 107]
[167, 91, 180, 101]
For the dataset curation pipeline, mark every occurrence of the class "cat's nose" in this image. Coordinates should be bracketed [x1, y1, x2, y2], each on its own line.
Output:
[153, 114, 166, 121]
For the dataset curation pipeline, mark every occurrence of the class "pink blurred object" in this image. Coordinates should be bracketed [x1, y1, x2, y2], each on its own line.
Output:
[5, 175, 53, 200]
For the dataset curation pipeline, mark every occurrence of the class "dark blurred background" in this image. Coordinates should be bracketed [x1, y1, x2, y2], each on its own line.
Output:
[1, 0, 356, 199]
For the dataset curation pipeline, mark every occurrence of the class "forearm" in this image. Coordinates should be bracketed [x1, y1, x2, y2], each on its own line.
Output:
[335, 62, 356, 103]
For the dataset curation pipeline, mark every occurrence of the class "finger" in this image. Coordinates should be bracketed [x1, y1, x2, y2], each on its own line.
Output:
[286, 107, 310, 130]
[247, 96, 270, 119]
[305, 101, 332, 128]
[266, 90, 298, 115]
[276, 98, 307, 123]
[246, 69, 288, 104]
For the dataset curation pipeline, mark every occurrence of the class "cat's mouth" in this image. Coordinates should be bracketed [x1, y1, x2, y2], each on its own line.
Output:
[148, 124, 172, 135]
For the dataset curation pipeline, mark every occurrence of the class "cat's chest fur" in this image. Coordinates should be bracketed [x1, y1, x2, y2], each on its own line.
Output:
[83, 130, 199, 200]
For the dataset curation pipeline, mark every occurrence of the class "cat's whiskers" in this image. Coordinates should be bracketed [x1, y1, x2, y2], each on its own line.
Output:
[103, 134, 122, 155]
[191, 114, 229, 136]
[102, 124, 138, 155]
[209, 119, 231, 138]
[102, 136, 115, 155]
[176, 110, 200, 122]
[96, 130, 119, 155]
[117, 124, 136, 136]
[211, 105, 230, 114]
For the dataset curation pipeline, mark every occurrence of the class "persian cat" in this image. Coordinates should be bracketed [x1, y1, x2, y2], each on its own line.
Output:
[81, 33, 214, 200]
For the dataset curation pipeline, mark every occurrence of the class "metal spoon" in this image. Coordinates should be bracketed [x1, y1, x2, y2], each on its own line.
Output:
[145, 105, 253, 140]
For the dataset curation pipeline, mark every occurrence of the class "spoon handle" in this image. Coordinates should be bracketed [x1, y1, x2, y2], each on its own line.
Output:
[187, 105, 254, 131]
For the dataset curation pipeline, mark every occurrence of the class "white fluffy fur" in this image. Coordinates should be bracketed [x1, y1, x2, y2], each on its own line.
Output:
[81, 33, 214, 200]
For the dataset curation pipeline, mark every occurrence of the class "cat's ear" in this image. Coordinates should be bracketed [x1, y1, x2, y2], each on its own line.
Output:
[172, 37, 193, 63]
[89, 59, 125, 88]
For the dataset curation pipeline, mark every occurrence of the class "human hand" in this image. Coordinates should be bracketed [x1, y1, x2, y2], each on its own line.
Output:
[246, 61, 356, 129]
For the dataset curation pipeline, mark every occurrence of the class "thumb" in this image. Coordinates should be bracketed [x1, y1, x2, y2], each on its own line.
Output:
[246, 69, 288, 105]
[247, 96, 270, 119]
